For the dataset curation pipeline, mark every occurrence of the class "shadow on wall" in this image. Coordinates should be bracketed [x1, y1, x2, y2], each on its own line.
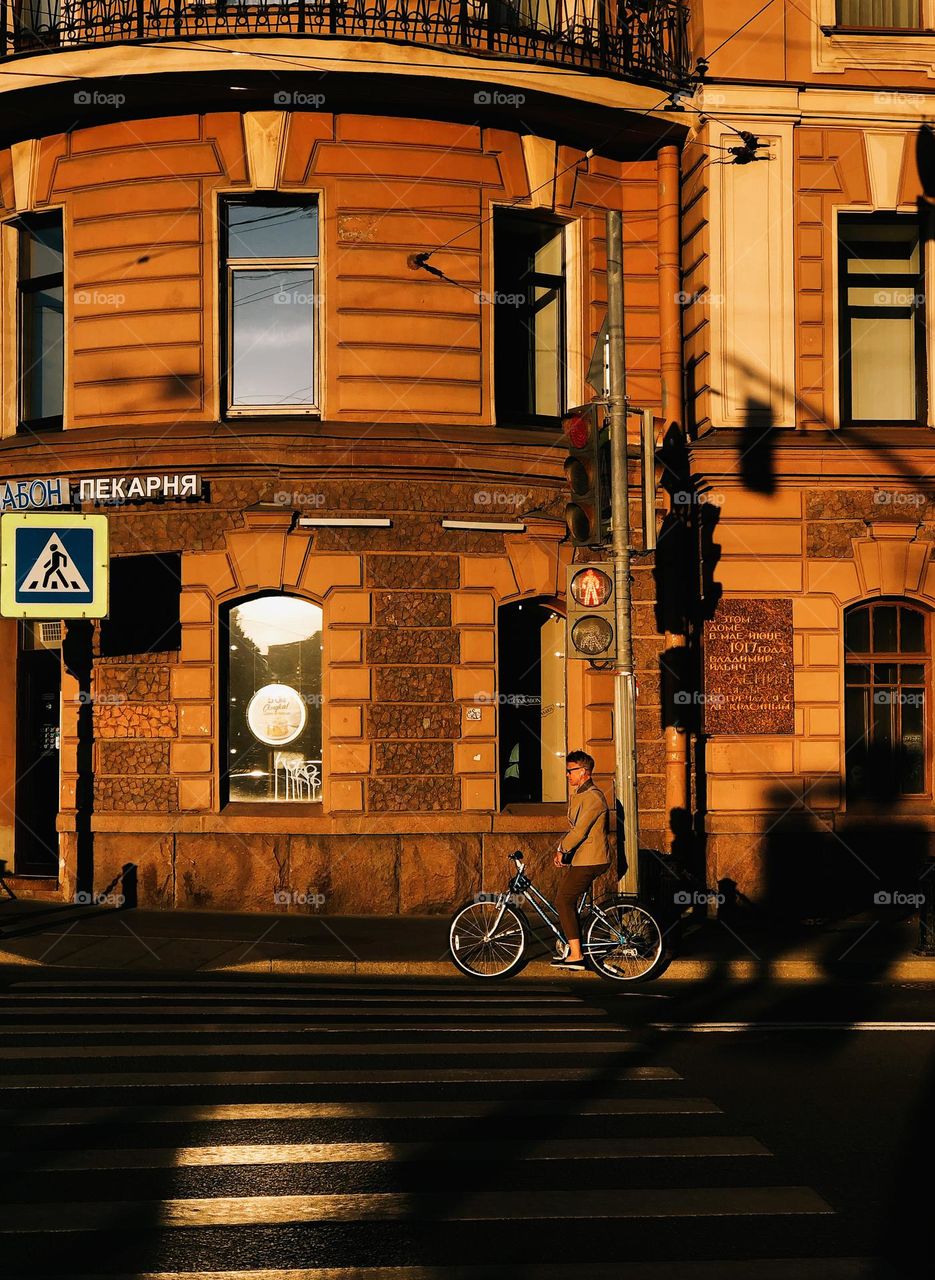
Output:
[743, 763, 931, 978]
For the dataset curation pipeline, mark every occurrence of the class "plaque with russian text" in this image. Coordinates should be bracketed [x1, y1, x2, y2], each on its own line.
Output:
[703, 599, 794, 735]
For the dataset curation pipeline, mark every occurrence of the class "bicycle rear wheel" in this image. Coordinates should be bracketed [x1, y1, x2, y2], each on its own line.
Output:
[448, 900, 529, 979]
[584, 897, 669, 983]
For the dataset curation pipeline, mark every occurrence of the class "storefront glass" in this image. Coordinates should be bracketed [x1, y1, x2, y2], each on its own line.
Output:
[227, 595, 323, 803]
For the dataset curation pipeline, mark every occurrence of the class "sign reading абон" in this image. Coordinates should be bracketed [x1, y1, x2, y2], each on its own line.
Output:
[0, 478, 70, 512]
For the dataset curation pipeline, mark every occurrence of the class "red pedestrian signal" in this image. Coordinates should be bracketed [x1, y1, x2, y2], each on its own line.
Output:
[566, 563, 616, 661]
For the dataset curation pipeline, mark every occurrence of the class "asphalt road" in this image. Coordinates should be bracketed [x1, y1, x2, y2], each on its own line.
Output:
[0, 966, 932, 1279]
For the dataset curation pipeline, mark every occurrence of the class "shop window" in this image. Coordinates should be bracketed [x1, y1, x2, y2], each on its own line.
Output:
[225, 595, 323, 804]
[99, 555, 181, 657]
[493, 211, 566, 426]
[844, 601, 929, 799]
[838, 214, 925, 425]
[17, 211, 64, 431]
[222, 199, 319, 414]
[836, 0, 921, 26]
[498, 600, 566, 805]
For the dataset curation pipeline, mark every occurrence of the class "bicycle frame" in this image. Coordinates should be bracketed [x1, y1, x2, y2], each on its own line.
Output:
[490, 854, 631, 955]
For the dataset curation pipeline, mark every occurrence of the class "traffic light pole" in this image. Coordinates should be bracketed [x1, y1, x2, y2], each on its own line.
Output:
[606, 209, 640, 897]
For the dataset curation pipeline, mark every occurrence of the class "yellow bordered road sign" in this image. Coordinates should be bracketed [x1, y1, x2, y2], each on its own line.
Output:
[0, 513, 109, 619]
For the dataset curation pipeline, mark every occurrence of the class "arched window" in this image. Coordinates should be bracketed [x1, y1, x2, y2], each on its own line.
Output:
[498, 600, 566, 805]
[844, 601, 928, 799]
[225, 595, 323, 803]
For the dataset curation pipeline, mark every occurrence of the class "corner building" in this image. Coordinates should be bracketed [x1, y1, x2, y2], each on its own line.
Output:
[0, 3, 690, 910]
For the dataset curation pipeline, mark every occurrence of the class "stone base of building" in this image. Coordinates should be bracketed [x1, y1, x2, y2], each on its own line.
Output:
[707, 811, 935, 922]
[57, 826, 620, 916]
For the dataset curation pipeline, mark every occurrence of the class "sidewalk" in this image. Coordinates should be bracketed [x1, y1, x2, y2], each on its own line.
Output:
[1, 898, 933, 981]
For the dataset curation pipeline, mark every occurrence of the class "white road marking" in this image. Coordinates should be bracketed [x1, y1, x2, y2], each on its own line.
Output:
[2, 1136, 769, 1170]
[0, 1185, 833, 1232]
[0, 1097, 722, 1124]
[0, 1065, 680, 1088]
[0, 1039, 638, 1060]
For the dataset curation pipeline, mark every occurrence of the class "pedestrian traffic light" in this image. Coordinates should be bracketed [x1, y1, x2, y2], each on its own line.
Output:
[566, 562, 616, 661]
[562, 402, 609, 546]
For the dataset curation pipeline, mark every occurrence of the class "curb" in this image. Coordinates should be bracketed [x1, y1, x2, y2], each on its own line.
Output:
[2, 946, 935, 981]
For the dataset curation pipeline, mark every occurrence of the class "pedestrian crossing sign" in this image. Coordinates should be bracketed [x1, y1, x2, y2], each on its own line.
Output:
[0, 513, 109, 618]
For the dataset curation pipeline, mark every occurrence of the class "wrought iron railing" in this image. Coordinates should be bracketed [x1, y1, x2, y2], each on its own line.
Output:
[2, 0, 692, 85]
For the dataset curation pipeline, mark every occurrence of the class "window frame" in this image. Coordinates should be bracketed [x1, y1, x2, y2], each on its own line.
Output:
[16, 210, 65, 433]
[492, 207, 569, 429]
[496, 596, 568, 810]
[220, 195, 321, 419]
[837, 211, 927, 429]
[844, 600, 931, 802]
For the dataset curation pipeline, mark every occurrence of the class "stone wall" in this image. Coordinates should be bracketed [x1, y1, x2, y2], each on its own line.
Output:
[93, 651, 180, 813]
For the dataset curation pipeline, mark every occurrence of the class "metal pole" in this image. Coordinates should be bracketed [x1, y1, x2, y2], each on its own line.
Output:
[606, 209, 639, 896]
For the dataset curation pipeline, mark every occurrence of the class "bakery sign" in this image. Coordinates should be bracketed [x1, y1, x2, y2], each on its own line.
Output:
[0, 474, 203, 511]
[246, 684, 307, 746]
[77, 473, 203, 504]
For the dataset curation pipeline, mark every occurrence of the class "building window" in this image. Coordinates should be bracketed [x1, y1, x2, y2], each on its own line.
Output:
[226, 595, 323, 804]
[498, 600, 566, 805]
[839, 213, 925, 426]
[222, 199, 319, 414]
[844, 601, 928, 799]
[836, 0, 921, 26]
[17, 211, 64, 430]
[99, 555, 181, 657]
[493, 211, 566, 426]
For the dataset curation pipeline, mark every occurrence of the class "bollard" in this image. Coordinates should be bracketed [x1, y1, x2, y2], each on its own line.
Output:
[914, 855, 935, 957]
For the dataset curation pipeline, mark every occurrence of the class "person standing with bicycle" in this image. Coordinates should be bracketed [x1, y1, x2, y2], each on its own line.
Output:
[551, 751, 612, 970]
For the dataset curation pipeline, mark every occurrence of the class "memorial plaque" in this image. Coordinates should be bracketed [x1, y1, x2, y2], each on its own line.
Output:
[703, 599, 794, 734]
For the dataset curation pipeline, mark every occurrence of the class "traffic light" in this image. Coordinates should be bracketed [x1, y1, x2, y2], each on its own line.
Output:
[562, 402, 609, 546]
[566, 563, 616, 661]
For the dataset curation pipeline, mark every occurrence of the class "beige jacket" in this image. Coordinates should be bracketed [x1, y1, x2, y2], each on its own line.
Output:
[560, 780, 613, 867]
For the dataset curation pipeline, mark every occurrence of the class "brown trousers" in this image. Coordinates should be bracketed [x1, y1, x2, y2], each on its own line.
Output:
[556, 862, 610, 945]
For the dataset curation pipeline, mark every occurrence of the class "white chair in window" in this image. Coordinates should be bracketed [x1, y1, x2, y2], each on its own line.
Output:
[300, 759, 322, 802]
[273, 751, 311, 800]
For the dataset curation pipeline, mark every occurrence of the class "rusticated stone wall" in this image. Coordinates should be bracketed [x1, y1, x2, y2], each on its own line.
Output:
[93, 651, 180, 812]
[362, 555, 463, 811]
[806, 488, 935, 559]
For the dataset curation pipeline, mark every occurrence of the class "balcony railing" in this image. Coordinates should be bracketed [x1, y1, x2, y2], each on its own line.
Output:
[2, 0, 692, 85]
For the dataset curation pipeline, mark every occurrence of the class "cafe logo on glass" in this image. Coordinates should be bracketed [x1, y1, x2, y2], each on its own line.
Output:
[246, 683, 307, 746]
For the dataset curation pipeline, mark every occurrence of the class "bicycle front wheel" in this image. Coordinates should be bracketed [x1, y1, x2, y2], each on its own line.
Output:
[584, 898, 668, 983]
[448, 900, 529, 979]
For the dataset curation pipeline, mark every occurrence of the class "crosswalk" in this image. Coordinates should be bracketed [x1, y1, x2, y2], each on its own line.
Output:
[0, 976, 865, 1278]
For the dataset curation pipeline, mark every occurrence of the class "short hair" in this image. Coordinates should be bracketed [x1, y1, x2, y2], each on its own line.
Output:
[566, 750, 594, 773]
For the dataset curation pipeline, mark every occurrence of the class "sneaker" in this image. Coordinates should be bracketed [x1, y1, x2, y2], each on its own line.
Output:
[550, 956, 585, 971]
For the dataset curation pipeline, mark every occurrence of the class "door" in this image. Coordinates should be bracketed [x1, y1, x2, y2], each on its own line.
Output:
[15, 646, 61, 876]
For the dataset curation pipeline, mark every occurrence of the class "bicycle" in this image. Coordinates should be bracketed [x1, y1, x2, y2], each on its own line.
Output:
[448, 850, 671, 983]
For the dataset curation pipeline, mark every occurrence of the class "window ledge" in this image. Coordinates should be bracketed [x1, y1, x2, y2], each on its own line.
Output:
[818, 21, 935, 75]
[222, 802, 325, 818]
[494, 803, 567, 832]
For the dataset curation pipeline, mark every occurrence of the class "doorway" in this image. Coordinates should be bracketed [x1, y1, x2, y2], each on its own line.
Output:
[15, 641, 61, 876]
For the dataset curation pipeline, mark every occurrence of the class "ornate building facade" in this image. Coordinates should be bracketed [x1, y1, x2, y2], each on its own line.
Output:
[684, 0, 935, 916]
[0, 0, 690, 911]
